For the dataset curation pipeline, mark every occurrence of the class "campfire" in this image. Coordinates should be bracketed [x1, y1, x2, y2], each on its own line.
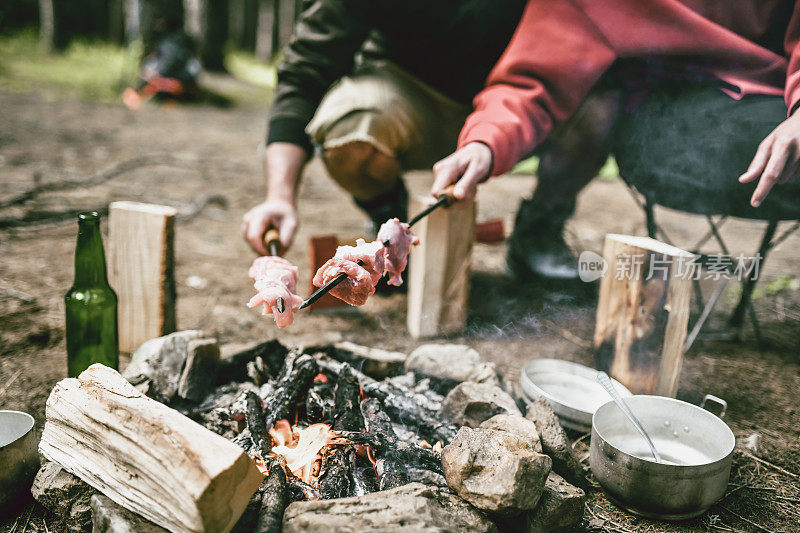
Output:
[33, 334, 587, 532]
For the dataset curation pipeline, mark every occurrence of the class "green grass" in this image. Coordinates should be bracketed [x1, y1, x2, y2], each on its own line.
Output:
[512, 155, 620, 181]
[0, 30, 140, 102]
[0, 30, 277, 106]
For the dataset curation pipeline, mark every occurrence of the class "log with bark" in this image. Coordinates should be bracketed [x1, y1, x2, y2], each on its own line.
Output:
[262, 353, 319, 433]
[318, 363, 363, 499]
[360, 398, 408, 490]
[217, 340, 288, 385]
[39, 364, 264, 533]
[245, 391, 270, 456]
[362, 381, 457, 444]
[255, 460, 288, 533]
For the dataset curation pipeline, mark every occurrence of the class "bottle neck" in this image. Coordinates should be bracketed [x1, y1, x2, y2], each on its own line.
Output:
[73, 215, 109, 287]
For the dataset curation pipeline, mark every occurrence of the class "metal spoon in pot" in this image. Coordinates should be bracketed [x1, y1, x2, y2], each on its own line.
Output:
[596, 372, 662, 463]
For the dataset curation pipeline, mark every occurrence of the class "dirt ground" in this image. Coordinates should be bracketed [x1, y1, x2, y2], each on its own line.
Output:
[1, 90, 799, 532]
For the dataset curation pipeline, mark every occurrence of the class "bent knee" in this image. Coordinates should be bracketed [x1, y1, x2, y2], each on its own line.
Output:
[323, 142, 401, 200]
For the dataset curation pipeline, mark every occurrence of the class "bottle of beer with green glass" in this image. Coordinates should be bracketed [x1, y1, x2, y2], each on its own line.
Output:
[65, 211, 119, 377]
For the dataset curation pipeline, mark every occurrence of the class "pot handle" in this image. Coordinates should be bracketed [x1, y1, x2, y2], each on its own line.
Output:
[700, 394, 727, 418]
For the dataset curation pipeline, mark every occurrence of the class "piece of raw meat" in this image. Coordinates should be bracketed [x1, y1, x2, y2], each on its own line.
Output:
[377, 218, 419, 286]
[312, 239, 385, 306]
[247, 256, 303, 328]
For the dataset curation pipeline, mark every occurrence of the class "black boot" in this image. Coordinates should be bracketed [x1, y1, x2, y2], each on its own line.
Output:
[507, 198, 579, 280]
[353, 179, 408, 238]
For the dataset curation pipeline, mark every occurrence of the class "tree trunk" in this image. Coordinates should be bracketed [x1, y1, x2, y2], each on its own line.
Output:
[199, 0, 228, 71]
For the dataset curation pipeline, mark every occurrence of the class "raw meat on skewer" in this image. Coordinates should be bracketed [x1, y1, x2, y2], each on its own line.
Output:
[377, 218, 419, 286]
[312, 239, 385, 306]
[247, 256, 303, 328]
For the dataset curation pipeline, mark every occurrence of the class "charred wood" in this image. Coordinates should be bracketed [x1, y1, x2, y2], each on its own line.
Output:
[263, 354, 319, 433]
[217, 340, 288, 385]
[332, 363, 364, 432]
[304, 382, 333, 423]
[255, 461, 288, 533]
[245, 391, 270, 456]
[362, 381, 456, 444]
[318, 447, 356, 500]
[286, 476, 320, 502]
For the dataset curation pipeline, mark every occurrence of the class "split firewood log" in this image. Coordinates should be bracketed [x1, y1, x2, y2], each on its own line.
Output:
[39, 364, 264, 533]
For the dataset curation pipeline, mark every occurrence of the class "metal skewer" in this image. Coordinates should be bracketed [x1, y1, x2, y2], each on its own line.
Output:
[264, 227, 285, 314]
[300, 185, 458, 309]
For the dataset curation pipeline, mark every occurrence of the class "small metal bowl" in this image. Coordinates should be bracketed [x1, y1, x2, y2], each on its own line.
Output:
[0, 410, 39, 507]
[520, 359, 632, 432]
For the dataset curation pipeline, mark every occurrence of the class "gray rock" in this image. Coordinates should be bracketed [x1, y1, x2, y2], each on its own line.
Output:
[442, 382, 521, 427]
[177, 338, 220, 402]
[526, 472, 586, 533]
[122, 330, 205, 401]
[480, 414, 543, 453]
[406, 344, 499, 385]
[442, 427, 551, 515]
[525, 397, 586, 487]
[31, 460, 97, 533]
[282, 482, 496, 533]
[91, 494, 168, 533]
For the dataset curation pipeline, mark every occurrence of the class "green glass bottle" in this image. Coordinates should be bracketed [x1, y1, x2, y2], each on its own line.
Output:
[65, 212, 119, 377]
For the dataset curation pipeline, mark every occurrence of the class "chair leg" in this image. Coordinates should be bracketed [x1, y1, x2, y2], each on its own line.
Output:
[729, 220, 778, 330]
[645, 200, 657, 239]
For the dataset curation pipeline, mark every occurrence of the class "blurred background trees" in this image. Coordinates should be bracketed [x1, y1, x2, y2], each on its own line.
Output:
[2, 0, 301, 69]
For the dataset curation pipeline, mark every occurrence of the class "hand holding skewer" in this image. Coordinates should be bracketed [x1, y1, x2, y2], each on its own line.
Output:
[302, 185, 458, 310]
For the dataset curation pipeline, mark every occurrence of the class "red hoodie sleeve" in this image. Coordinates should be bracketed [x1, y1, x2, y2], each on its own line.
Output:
[784, 2, 800, 115]
[458, 0, 616, 175]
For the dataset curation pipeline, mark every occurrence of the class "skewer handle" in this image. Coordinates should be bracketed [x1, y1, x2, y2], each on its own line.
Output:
[263, 227, 285, 313]
[433, 184, 458, 207]
[407, 185, 458, 228]
[264, 227, 281, 257]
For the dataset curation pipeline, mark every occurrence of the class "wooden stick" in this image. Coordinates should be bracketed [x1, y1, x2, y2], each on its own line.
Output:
[109, 202, 177, 353]
[406, 184, 474, 339]
[593, 234, 693, 396]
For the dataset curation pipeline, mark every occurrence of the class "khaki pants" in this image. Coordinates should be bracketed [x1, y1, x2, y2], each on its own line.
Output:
[306, 61, 470, 199]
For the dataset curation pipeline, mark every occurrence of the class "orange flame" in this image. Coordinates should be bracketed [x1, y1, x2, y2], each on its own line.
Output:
[255, 420, 353, 487]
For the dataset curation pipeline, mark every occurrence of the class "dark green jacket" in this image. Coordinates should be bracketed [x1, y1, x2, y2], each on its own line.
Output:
[267, 0, 527, 152]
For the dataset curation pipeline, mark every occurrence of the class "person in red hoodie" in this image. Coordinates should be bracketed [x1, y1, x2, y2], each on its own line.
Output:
[432, 0, 800, 279]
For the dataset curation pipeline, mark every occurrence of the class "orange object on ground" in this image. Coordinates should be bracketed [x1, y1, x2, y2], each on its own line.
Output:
[475, 219, 505, 243]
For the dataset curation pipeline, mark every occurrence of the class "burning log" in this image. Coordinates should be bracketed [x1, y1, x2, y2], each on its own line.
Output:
[332, 363, 365, 432]
[304, 382, 333, 423]
[360, 398, 408, 490]
[255, 461, 288, 533]
[263, 353, 319, 433]
[245, 391, 270, 456]
[286, 477, 320, 502]
[39, 364, 264, 533]
[217, 340, 289, 385]
[362, 381, 457, 444]
[318, 363, 364, 499]
[317, 448, 356, 500]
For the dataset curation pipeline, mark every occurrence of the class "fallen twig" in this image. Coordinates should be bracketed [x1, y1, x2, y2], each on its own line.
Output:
[540, 318, 592, 349]
[0, 153, 228, 210]
[740, 450, 800, 482]
[0, 368, 23, 399]
[719, 504, 775, 533]
[1, 193, 227, 230]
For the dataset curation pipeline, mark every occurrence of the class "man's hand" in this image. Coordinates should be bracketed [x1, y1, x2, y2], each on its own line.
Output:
[431, 142, 494, 202]
[241, 199, 299, 255]
[739, 112, 800, 207]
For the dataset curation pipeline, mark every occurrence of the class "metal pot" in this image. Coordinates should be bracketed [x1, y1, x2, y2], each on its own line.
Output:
[590, 395, 734, 520]
[0, 410, 39, 508]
